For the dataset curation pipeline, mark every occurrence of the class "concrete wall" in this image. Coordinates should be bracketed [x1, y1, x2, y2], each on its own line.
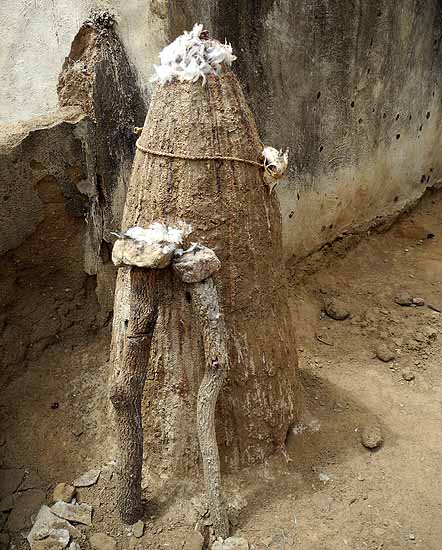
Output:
[1, 0, 442, 261]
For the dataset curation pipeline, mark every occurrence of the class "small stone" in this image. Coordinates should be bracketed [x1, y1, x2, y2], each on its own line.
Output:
[7, 489, 46, 531]
[172, 245, 221, 283]
[324, 298, 350, 320]
[409, 533, 416, 540]
[361, 424, 383, 450]
[73, 469, 100, 488]
[402, 369, 415, 381]
[67, 542, 81, 550]
[0, 468, 25, 498]
[51, 502, 93, 526]
[395, 293, 413, 306]
[374, 527, 385, 537]
[32, 528, 70, 550]
[183, 531, 204, 550]
[0, 495, 15, 513]
[131, 520, 144, 538]
[412, 297, 424, 306]
[89, 533, 117, 550]
[375, 343, 395, 362]
[212, 537, 249, 550]
[53, 483, 76, 504]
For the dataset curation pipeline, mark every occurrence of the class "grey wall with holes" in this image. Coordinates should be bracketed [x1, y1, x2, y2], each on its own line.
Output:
[175, 0, 442, 260]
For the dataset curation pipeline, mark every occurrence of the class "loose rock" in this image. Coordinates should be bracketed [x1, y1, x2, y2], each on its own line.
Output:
[32, 528, 70, 550]
[395, 292, 413, 306]
[89, 532, 117, 550]
[361, 424, 383, 450]
[324, 298, 350, 321]
[402, 368, 415, 381]
[212, 537, 249, 550]
[73, 469, 100, 488]
[131, 520, 144, 538]
[375, 342, 396, 362]
[412, 297, 424, 306]
[53, 483, 76, 504]
[183, 531, 204, 550]
[51, 502, 93, 526]
[27, 505, 81, 547]
[172, 244, 221, 283]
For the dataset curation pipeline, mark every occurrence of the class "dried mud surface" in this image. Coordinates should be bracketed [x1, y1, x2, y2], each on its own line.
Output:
[1, 190, 442, 549]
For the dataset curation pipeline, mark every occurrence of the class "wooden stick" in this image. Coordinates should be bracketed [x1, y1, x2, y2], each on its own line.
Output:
[189, 277, 230, 539]
[109, 268, 158, 524]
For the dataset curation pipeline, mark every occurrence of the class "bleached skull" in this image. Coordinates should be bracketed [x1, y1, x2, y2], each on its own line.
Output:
[262, 146, 289, 179]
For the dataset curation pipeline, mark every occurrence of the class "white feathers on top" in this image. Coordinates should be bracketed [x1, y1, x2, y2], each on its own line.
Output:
[123, 222, 191, 247]
[151, 23, 236, 85]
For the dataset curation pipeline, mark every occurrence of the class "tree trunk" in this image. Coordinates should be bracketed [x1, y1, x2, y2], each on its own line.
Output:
[109, 268, 158, 523]
[112, 67, 304, 484]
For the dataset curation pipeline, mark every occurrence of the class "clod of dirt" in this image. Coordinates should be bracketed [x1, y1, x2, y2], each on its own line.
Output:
[183, 531, 204, 550]
[402, 368, 415, 381]
[375, 342, 396, 362]
[361, 424, 383, 450]
[395, 292, 413, 306]
[324, 298, 350, 320]
[52, 483, 76, 504]
[89, 533, 117, 550]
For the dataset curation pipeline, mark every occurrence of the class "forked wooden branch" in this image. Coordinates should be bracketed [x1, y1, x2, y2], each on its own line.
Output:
[109, 268, 158, 524]
[189, 277, 230, 539]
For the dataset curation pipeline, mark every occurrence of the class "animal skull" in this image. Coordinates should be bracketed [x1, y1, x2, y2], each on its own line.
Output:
[262, 146, 289, 180]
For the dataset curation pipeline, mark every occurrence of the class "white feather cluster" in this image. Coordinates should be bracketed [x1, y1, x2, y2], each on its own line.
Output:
[152, 23, 236, 85]
[124, 223, 190, 248]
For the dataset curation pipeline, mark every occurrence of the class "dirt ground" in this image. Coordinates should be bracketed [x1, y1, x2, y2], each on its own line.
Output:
[1, 189, 442, 549]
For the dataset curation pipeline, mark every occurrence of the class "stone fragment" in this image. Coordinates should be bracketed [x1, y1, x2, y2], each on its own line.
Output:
[412, 297, 425, 306]
[324, 298, 350, 320]
[131, 520, 144, 538]
[375, 343, 395, 362]
[395, 293, 412, 306]
[361, 424, 383, 450]
[0, 468, 25, 498]
[212, 537, 249, 550]
[173, 245, 221, 283]
[7, 489, 46, 531]
[51, 502, 93, 526]
[67, 542, 81, 550]
[27, 505, 81, 546]
[32, 528, 70, 550]
[53, 484, 76, 504]
[73, 469, 100, 488]
[89, 532, 117, 550]
[183, 531, 204, 550]
[402, 368, 415, 381]
[0, 495, 14, 513]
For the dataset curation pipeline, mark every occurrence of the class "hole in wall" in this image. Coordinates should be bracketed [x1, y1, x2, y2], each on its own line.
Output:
[394, 196, 399, 202]
[185, 291, 192, 303]
[367, 67, 371, 75]
[426, 111, 431, 119]
[409, 114, 412, 121]
[297, 192, 300, 200]
[421, 174, 427, 183]
[419, 125, 423, 131]
[383, 113, 387, 119]
[430, 167, 433, 172]
[319, 145, 324, 152]
[396, 134, 401, 140]
[317, 91, 321, 99]
[377, 11, 382, 16]
[395, 113, 400, 121]
[351, 101, 355, 108]
[289, 211, 294, 219]
[372, 108, 376, 113]
[432, 91, 435, 97]
[358, 118, 363, 124]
